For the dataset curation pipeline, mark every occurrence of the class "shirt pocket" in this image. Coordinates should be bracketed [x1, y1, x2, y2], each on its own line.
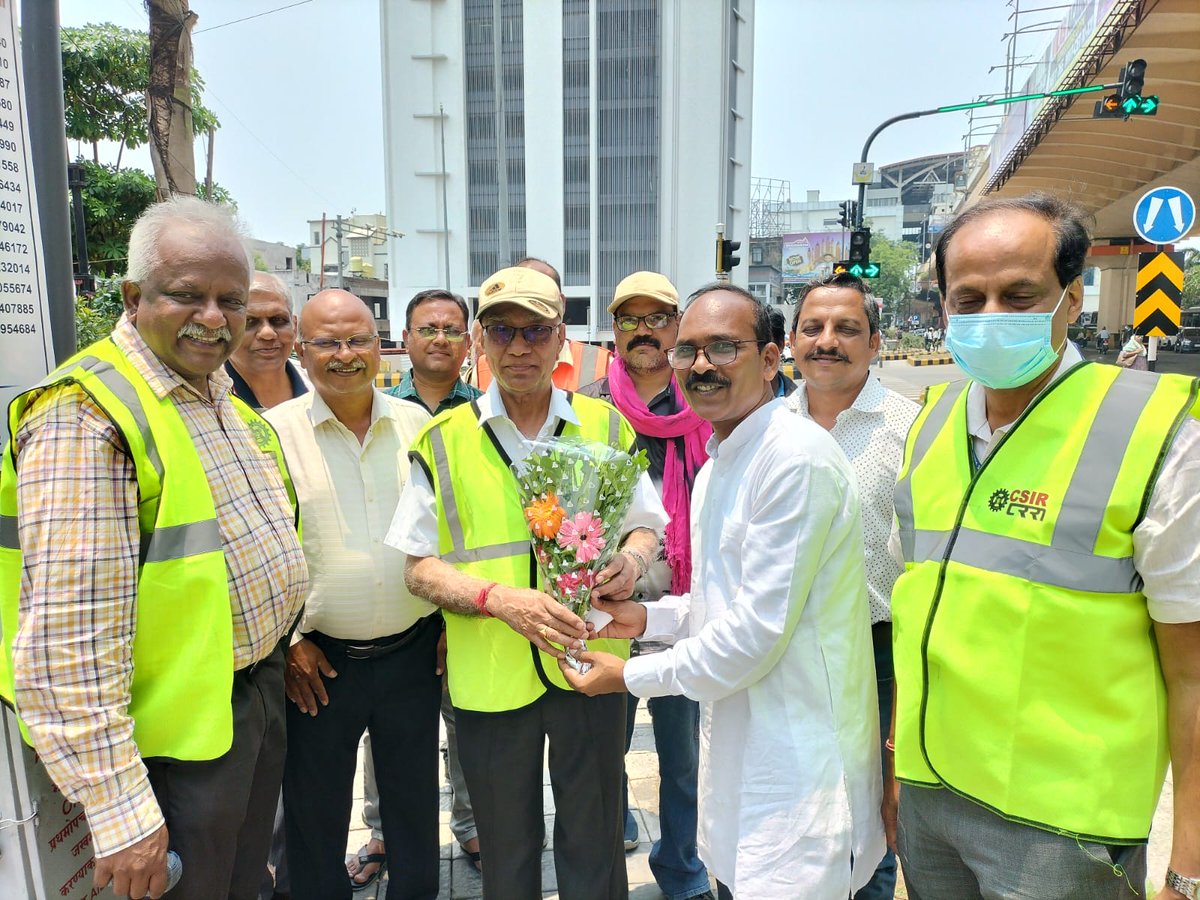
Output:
[718, 517, 748, 578]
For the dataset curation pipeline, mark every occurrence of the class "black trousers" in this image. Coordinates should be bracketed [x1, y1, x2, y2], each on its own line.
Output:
[283, 615, 442, 900]
[144, 645, 287, 900]
[456, 687, 627, 900]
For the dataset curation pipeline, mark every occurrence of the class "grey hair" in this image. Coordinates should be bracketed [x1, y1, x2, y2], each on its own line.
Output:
[250, 271, 293, 312]
[126, 195, 249, 284]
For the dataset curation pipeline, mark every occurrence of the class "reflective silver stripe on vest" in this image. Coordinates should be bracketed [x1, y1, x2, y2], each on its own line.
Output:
[913, 526, 1140, 594]
[427, 425, 464, 555]
[895, 381, 968, 561]
[443, 540, 530, 565]
[44, 354, 165, 483]
[608, 410, 619, 447]
[142, 518, 222, 563]
[578, 343, 600, 382]
[0, 513, 18, 550]
[1051, 370, 1159, 556]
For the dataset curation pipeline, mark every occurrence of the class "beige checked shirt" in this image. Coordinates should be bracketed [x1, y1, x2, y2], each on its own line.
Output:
[11, 317, 308, 857]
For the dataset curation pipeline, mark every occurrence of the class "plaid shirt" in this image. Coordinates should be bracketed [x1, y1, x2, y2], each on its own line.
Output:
[385, 370, 480, 415]
[11, 317, 308, 857]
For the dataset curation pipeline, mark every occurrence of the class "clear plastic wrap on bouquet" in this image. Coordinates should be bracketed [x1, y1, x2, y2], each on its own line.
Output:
[512, 437, 649, 672]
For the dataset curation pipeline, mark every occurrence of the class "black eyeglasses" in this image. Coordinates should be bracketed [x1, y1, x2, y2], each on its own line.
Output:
[482, 323, 556, 346]
[613, 312, 677, 332]
[413, 326, 466, 342]
[667, 340, 764, 370]
[300, 333, 378, 352]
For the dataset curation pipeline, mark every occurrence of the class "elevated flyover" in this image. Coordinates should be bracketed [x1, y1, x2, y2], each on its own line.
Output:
[967, 0, 1199, 330]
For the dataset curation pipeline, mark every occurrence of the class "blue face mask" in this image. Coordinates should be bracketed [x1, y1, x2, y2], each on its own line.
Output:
[944, 285, 1069, 390]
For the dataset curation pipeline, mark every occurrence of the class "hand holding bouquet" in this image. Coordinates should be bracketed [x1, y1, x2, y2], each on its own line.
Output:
[513, 438, 649, 672]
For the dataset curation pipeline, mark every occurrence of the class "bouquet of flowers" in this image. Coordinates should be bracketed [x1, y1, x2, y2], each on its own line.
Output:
[513, 438, 649, 672]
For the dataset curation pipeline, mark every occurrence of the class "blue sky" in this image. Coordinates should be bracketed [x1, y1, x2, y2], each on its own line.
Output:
[56, 0, 1032, 247]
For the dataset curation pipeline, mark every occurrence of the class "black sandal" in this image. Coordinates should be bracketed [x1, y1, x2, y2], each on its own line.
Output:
[349, 846, 387, 892]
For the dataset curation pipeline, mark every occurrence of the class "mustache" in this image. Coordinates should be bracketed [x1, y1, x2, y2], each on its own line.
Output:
[685, 371, 731, 389]
[627, 335, 661, 352]
[325, 360, 366, 373]
[805, 349, 850, 363]
[178, 322, 231, 342]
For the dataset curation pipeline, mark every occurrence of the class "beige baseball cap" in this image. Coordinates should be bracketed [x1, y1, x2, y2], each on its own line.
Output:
[608, 271, 679, 314]
[477, 267, 564, 320]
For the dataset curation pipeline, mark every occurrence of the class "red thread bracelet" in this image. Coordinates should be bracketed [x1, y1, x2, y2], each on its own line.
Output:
[474, 582, 498, 617]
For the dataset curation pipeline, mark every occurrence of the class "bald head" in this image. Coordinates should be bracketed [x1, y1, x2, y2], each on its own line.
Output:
[300, 289, 375, 338]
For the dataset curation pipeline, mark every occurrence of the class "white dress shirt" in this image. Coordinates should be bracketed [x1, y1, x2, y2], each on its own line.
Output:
[625, 399, 885, 898]
[965, 344, 1200, 624]
[787, 376, 920, 623]
[386, 381, 668, 558]
[266, 390, 435, 639]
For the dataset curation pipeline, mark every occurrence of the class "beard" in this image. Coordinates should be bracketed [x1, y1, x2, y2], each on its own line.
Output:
[623, 335, 668, 373]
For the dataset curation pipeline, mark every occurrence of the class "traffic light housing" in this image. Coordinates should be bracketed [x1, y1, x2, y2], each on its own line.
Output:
[1118, 59, 1146, 103]
[848, 229, 870, 265]
[1093, 93, 1158, 118]
[717, 237, 741, 273]
[1095, 59, 1158, 119]
[837, 200, 858, 229]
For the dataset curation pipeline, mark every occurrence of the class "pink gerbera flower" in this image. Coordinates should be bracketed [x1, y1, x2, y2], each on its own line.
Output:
[555, 569, 597, 597]
[556, 511, 607, 563]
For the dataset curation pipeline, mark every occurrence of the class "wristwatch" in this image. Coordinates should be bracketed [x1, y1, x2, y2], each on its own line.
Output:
[1167, 869, 1200, 899]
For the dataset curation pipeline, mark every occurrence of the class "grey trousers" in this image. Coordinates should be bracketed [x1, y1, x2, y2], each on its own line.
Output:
[361, 681, 477, 844]
[897, 784, 1148, 900]
[145, 646, 286, 900]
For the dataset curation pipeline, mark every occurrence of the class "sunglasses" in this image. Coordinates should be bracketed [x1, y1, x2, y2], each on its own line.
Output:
[482, 323, 557, 346]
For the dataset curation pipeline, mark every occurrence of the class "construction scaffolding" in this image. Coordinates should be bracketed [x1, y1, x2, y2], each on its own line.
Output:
[750, 177, 791, 238]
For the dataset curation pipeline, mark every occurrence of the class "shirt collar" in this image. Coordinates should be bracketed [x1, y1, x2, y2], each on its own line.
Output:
[706, 397, 782, 460]
[112, 314, 233, 402]
[788, 374, 887, 419]
[307, 387, 395, 429]
[966, 341, 1084, 441]
[477, 379, 580, 431]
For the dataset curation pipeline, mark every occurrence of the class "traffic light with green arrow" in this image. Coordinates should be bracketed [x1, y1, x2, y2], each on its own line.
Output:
[1093, 59, 1158, 119]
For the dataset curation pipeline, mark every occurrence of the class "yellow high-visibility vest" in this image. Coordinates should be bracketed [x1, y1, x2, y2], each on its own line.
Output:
[0, 337, 300, 760]
[410, 392, 636, 712]
[892, 362, 1199, 843]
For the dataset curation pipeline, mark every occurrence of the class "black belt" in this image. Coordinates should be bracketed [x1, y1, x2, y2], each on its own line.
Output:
[308, 614, 438, 661]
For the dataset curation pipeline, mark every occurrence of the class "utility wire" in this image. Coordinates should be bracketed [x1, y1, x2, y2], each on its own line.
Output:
[194, 0, 313, 35]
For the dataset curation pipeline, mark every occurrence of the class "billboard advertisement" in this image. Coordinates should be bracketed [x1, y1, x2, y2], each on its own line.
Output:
[781, 232, 846, 283]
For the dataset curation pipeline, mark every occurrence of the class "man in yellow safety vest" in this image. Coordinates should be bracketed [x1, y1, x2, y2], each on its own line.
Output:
[386, 265, 664, 900]
[889, 192, 1200, 900]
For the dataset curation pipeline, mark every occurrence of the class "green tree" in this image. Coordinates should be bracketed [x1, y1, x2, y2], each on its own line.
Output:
[73, 160, 236, 279]
[74, 278, 125, 347]
[1183, 248, 1199, 309]
[61, 23, 219, 166]
[862, 231, 918, 321]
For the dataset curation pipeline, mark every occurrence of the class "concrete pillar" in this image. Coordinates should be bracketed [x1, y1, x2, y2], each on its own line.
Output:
[1094, 256, 1138, 334]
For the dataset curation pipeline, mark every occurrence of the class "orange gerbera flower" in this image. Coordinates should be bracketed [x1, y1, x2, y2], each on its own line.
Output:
[524, 492, 566, 539]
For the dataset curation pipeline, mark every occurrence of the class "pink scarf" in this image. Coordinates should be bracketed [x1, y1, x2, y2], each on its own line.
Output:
[607, 357, 711, 594]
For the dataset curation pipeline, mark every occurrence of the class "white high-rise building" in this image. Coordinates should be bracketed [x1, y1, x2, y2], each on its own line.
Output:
[380, 0, 754, 341]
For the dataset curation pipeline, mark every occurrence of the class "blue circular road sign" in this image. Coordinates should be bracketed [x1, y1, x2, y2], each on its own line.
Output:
[1133, 186, 1196, 245]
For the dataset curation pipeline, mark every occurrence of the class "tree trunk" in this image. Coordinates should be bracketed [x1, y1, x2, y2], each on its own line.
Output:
[92, 141, 98, 163]
[146, 0, 197, 200]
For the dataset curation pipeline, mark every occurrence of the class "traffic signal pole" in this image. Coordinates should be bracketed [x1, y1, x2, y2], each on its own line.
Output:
[853, 81, 1123, 229]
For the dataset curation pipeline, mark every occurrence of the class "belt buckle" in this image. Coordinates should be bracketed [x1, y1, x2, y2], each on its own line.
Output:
[345, 644, 375, 660]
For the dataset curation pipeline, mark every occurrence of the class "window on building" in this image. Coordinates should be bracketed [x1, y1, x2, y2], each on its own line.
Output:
[751, 245, 764, 264]
[562, 0, 591, 287]
[284, 257, 293, 270]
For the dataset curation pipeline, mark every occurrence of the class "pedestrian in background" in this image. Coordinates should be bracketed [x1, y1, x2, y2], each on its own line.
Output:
[0, 196, 307, 899]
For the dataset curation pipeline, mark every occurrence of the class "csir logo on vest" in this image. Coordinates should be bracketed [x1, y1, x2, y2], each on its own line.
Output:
[987, 487, 1050, 521]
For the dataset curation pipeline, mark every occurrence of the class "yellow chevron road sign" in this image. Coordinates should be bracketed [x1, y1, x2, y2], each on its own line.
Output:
[1134, 251, 1183, 337]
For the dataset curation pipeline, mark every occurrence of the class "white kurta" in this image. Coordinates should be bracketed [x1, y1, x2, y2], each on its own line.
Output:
[625, 399, 885, 898]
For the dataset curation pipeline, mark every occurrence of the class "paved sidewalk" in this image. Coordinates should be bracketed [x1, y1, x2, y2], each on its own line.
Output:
[345, 703, 680, 899]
